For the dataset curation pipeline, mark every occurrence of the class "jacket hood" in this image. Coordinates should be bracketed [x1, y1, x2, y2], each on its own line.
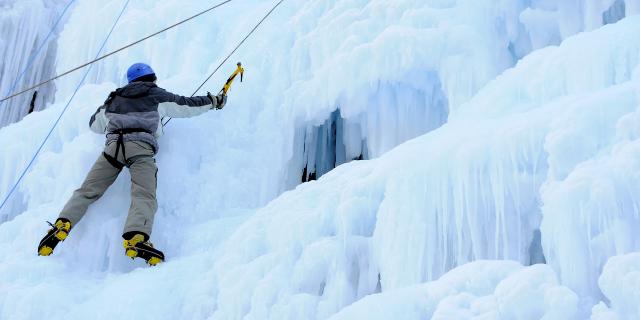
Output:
[116, 82, 157, 98]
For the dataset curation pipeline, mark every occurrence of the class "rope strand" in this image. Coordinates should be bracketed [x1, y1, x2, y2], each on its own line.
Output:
[0, 0, 234, 104]
[0, 0, 288, 214]
[162, 0, 285, 127]
[0, 0, 76, 108]
[0, 0, 131, 214]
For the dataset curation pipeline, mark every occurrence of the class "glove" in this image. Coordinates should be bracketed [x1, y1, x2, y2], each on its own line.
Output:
[208, 92, 227, 110]
[216, 94, 227, 109]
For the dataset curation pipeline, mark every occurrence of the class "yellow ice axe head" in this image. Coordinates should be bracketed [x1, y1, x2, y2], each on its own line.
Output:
[221, 62, 244, 95]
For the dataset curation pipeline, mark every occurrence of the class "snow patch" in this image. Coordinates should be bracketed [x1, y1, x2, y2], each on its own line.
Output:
[330, 261, 579, 320]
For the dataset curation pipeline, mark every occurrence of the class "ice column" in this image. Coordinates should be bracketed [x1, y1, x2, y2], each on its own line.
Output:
[0, 0, 69, 127]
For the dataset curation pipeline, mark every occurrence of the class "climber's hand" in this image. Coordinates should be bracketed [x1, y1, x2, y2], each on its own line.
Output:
[216, 94, 227, 110]
[208, 92, 227, 110]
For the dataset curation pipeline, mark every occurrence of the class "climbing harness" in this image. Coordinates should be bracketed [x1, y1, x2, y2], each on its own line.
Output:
[98, 89, 155, 169]
[0, 0, 235, 104]
[102, 128, 154, 169]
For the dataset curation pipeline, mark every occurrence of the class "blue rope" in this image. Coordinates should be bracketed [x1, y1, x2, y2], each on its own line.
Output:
[0, 0, 131, 214]
[0, 0, 76, 110]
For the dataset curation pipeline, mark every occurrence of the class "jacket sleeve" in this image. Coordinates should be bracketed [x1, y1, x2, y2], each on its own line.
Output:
[155, 88, 215, 118]
[89, 105, 108, 134]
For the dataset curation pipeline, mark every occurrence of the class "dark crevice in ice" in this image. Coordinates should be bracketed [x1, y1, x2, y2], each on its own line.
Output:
[292, 71, 449, 186]
[300, 109, 367, 183]
[528, 229, 547, 265]
[603, 0, 626, 25]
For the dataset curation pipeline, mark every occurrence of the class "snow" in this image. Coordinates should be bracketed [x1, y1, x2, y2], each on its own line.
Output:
[1, 0, 640, 319]
[330, 261, 578, 320]
[591, 253, 640, 319]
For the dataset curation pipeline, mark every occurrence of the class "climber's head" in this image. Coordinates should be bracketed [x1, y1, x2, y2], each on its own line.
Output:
[127, 63, 157, 83]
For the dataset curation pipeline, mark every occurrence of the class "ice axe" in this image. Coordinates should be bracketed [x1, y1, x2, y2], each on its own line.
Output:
[220, 62, 244, 95]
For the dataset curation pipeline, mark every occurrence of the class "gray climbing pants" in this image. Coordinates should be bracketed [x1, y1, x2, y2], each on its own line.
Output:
[59, 140, 158, 236]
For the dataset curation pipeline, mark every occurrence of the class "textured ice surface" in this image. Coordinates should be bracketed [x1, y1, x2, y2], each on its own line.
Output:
[330, 261, 579, 320]
[1, 0, 640, 319]
[591, 253, 640, 320]
[0, 0, 69, 127]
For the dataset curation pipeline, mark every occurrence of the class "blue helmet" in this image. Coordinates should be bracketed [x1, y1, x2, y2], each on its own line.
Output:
[126, 63, 155, 83]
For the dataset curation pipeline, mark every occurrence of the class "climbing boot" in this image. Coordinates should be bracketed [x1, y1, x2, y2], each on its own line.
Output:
[37, 218, 72, 256]
[123, 233, 164, 266]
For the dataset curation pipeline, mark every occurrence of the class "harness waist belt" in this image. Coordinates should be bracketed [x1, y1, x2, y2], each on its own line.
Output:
[103, 128, 153, 169]
[107, 128, 153, 135]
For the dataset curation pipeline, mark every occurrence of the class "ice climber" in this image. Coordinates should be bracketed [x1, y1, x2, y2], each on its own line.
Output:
[37, 63, 227, 265]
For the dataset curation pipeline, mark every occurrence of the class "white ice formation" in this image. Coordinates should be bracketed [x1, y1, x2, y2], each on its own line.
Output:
[0, 0, 70, 126]
[1, 0, 640, 319]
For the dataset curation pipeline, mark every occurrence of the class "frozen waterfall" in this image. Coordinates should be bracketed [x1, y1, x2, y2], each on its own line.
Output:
[1, 0, 640, 319]
[0, 0, 71, 127]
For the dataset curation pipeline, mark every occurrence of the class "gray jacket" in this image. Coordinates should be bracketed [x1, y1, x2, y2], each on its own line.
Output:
[89, 82, 214, 152]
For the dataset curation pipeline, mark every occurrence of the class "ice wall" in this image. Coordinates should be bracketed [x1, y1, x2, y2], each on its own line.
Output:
[521, 0, 640, 49]
[202, 16, 640, 318]
[0, 0, 544, 223]
[0, 0, 70, 127]
[1, 0, 640, 319]
[331, 261, 579, 320]
[5, 0, 628, 221]
[592, 253, 640, 319]
[541, 90, 640, 298]
[462, 14, 640, 302]
[292, 74, 449, 183]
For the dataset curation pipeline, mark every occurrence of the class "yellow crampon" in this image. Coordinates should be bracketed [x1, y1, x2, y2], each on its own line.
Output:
[124, 234, 145, 258]
[38, 219, 72, 256]
[38, 246, 54, 256]
[123, 234, 164, 266]
[54, 220, 71, 240]
[147, 256, 162, 266]
[220, 62, 244, 95]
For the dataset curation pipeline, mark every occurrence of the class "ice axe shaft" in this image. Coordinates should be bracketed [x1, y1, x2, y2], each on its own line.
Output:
[220, 62, 244, 95]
